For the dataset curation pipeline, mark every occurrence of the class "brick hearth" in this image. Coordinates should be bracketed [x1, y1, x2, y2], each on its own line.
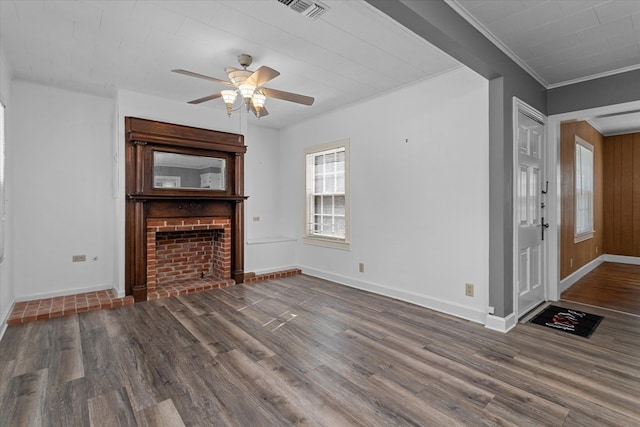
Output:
[6, 269, 302, 325]
[7, 290, 134, 325]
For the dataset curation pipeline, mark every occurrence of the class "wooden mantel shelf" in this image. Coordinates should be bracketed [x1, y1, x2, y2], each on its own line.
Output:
[127, 194, 248, 201]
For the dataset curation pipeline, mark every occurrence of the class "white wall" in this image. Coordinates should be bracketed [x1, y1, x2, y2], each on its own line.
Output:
[115, 90, 295, 293]
[244, 125, 297, 273]
[279, 67, 490, 323]
[11, 81, 115, 300]
[0, 65, 487, 332]
[0, 45, 13, 333]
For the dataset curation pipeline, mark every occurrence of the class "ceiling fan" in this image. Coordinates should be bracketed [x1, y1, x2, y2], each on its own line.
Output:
[172, 54, 314, 118]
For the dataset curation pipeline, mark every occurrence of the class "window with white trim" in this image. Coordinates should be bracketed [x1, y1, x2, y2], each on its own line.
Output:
[574, 136, 594, 242]
[304, 139, 349, 249]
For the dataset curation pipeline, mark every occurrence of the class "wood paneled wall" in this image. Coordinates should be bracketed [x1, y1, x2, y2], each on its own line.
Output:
[603, 132, 640, 257]
[560, 121, 604, 280]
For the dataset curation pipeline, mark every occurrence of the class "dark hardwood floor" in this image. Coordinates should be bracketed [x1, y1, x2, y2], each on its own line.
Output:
[561, 262, 640, 316]
[1, 274, 639, 426]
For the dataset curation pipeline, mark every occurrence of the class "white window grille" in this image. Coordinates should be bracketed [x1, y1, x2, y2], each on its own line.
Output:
[304, 139, 350, 249]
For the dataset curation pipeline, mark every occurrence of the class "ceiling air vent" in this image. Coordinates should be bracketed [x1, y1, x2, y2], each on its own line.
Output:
[276, 0, 329, 19]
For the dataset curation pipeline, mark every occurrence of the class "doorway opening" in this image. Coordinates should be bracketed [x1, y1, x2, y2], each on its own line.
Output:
[547, 99, 640, 315]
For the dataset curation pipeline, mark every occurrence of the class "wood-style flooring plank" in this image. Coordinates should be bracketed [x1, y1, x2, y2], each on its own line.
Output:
[12, 321, 54, 377]
[1, 274, 639, 426]
[47, 316, 84, 386]
[136, 399, 185, 427]
[304, 364, 406, 427]
[87, 387, 138, 427]
[221, 349, 360, 426]
[161, 297, 233, 358]
[0, 323, 25, 362]
[0, 355, 15, 407]
[43, 377, 90, 427]
[80, 326, 127, 400]
[108, 334, 169, 413]
[0, 369, 48, 427]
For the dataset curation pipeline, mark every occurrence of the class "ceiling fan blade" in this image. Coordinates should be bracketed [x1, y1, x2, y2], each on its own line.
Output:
[246, 66, 280, 87]
[188, 92, 223, 104]
[261, 87, 314, 106]
[172, 69, 234, 87]
[250, 103, 269, 118]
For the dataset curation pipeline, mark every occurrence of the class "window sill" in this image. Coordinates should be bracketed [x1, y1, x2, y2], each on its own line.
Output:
[574, 231, 594, 243]
[303, 236, 350, 250]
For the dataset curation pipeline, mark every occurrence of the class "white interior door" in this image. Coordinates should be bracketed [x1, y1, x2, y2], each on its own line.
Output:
[516, 108, 547, 317]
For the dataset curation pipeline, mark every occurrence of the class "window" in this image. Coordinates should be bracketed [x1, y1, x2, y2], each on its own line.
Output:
[304, 139, 350, 249]
[574, 136, 594, 242]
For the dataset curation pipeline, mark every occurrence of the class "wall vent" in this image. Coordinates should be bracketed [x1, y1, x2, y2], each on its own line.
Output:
[276, 0, 329, 19]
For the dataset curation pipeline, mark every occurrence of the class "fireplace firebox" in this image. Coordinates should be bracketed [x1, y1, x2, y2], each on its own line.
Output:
[125, 117, 247, 302]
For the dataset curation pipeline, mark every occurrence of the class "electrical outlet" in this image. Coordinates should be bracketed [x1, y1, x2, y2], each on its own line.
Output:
[72, 255, 86, 262]
[358, 262, 365, 273]
[465, 283, 474, 297]
[252, 216, 260, 222]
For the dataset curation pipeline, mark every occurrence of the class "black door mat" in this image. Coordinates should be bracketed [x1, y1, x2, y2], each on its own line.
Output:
[530, 305, 603, 338]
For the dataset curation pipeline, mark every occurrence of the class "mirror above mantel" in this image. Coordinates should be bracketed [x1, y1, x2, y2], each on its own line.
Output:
[153, 152, 227, 191]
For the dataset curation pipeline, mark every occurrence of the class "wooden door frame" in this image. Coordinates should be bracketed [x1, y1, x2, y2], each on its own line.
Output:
[512, 97, 548, 320]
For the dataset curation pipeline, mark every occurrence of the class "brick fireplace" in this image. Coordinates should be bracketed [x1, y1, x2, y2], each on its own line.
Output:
[146, 217, 231, 293]
[125, 117, 246, 302]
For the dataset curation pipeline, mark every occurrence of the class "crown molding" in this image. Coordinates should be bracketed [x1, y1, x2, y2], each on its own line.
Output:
[546, 63, 640, 89]
[445, 0, 640, 91]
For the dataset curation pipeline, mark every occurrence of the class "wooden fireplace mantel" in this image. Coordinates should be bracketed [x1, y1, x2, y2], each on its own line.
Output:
[125, 117, 247, 302]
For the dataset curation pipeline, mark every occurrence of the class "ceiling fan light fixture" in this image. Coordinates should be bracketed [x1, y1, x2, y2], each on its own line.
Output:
[174, 53, 314, 120]
[251, 91, 267, 118]
[239, 83, 256, 101]
[252, 91, 266, 109]
[221, 90, 238, 116]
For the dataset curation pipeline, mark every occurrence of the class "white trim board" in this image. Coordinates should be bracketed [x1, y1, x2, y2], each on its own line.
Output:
[0, 300, 13, 342]
[301, 266, 487, 325]
[604, 255, 640, 265]
[560, 255, 604, 293]
[485, 313, 516, 333]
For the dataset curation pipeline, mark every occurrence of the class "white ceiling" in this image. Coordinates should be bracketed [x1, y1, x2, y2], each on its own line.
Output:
[0, 0, 638, 133]
[588, 109, 640, 135]
[448, 0, 640, 136]
[0, 0, 461, 129]
[448, 0, 640, 88]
